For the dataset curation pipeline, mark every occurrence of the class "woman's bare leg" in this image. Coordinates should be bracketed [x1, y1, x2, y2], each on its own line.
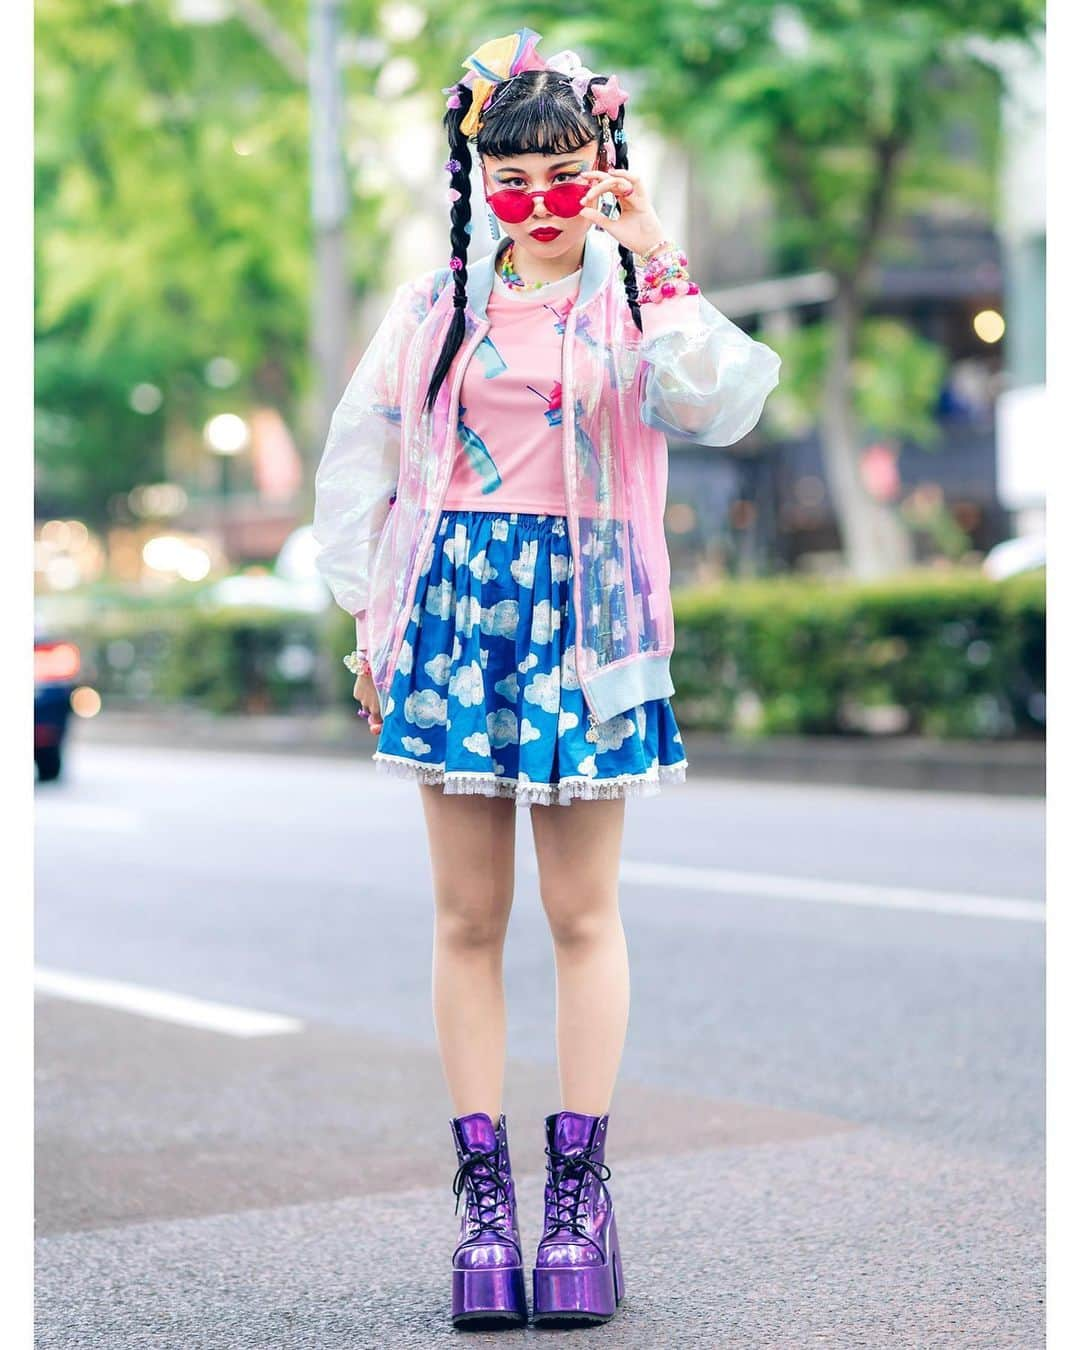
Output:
[420, 785, 517, 1124]
[529, 797, 629, 1115]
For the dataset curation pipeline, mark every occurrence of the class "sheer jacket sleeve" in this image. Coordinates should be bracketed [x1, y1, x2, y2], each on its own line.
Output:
[636, 287, 781, 446]
[312, 275, 432, 618]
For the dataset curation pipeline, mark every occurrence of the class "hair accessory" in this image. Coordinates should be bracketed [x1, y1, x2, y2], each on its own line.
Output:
[589, 74, 630, 120]
[445, 158, 461, 173]
[454, 28, 627, 137]
[544, 49, 600, 108]
[449, 256, 464, 271]
[458, 27, 547, 137]
[613, 129, 626, 143]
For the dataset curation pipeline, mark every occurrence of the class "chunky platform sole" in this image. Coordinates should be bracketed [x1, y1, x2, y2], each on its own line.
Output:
[531, 1219, 624, 1325]
[451, 1265, 528, 1328]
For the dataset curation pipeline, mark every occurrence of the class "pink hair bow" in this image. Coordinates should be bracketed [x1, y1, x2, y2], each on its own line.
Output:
[544, 49, 600, 109]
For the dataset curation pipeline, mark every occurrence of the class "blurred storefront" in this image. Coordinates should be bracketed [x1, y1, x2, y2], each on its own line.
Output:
[993, 33, 1046, 541]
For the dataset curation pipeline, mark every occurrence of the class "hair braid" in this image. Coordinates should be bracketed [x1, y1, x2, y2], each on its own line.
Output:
[424, 88, 473, 415]
[605, 102, 642, 333]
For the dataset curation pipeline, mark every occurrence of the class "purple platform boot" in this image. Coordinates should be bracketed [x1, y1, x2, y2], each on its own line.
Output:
[448, 1112, 527, 1328]
[531, 1110, 624, 1325]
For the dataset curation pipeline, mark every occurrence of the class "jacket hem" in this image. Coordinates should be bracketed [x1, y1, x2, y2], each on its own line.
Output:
[439, 497, 570, 517]
[583, 652, 676, 722]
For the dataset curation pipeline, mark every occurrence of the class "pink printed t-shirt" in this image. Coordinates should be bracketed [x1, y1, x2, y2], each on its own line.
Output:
[441, 263, 582, 515]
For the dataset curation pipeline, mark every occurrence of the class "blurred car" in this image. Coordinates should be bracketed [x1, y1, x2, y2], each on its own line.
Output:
[34, 626, 81, 781]
[200, 525, 331, 614]
[982, 533, 1046, 580]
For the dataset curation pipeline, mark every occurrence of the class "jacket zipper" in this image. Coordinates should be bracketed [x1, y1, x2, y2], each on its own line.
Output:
[560, 306, 603, 735]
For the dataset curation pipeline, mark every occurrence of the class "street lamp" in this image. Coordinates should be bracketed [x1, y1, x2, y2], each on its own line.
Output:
[203, 413, 250, 558]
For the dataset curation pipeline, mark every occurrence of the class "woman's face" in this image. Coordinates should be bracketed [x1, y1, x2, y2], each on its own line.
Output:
[480, 144, 600, 265]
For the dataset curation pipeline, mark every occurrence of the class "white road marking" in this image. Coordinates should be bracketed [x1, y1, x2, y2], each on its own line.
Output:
[34, 803, 141, 832]
[615, 861, 1045, 924]
[33, 967, 304, 1037]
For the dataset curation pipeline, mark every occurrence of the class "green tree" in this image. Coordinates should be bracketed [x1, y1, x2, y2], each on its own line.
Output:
[768, 318, 949, 452]
[34, 0, 385, 526]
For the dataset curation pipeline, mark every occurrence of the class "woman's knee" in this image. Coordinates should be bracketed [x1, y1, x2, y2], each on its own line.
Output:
[435, 888, 512, 952]
[543, 899, 618, 951]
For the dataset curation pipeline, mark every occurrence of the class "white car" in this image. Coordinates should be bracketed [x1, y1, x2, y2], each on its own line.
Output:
[982, 534, 1046, 580]
[202, 526, 331, 613]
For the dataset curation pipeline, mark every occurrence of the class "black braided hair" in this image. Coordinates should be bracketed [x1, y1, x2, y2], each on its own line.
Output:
[606, 97, 642, 333]
[424, 67, 642, 415]
[423, 97, 473, 415]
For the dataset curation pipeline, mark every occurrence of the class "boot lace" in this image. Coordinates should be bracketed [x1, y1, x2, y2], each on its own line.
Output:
[451, 1145, 516, 1246]
[541, 1145, 613, 1262]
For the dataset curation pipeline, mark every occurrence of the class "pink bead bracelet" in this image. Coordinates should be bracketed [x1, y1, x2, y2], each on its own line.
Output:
[638, 242, 700, 304]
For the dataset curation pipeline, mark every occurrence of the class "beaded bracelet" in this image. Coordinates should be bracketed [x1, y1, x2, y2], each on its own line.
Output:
[638, 240, 700, 305]
[640, 237, 678, 261]
[343, 649, 372, 677]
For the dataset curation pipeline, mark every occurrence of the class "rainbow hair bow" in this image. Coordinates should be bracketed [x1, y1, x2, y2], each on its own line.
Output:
[451, 27, 548, 137]
[445, 27, 632, 139]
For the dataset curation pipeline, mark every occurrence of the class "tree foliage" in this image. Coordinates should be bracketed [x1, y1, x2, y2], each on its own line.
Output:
[424, 0, 1042, 281]
[35, 0, 385, 525]
[767, 317, 948, 447]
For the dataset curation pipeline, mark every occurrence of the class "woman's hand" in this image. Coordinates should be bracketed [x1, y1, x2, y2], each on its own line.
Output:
[578, 168, 668, 259]
[353, 670, 383, 735]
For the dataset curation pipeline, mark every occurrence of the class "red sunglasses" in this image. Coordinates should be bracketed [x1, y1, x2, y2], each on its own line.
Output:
[484, 179, 592, 224]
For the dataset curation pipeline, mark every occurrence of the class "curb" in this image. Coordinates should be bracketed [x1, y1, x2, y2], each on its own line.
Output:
[678, 733, 1044, 797]
[70, 710, 1045, 797]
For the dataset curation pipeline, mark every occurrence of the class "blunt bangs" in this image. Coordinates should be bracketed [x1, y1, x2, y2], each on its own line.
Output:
[475, 73, 599, 161]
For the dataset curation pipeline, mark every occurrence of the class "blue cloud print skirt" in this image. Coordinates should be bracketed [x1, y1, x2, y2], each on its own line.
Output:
[373, 508, 688, 807]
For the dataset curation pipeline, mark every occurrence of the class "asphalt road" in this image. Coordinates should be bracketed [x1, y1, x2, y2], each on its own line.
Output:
[35, 743, 1045, 1348]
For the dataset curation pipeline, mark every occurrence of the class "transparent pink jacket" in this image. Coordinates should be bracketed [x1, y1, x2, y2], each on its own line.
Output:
[312, 228, 781, 724]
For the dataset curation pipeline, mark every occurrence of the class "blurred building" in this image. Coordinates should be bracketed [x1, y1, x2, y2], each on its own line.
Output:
[672, 207, 1008, 579]
[992, 34, 1046, 542]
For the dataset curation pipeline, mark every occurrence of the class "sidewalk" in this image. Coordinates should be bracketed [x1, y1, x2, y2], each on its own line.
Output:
[73, 708, 1045, 796]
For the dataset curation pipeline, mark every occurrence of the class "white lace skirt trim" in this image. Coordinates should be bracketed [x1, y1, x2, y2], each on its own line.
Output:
[372, 751, 688, 807]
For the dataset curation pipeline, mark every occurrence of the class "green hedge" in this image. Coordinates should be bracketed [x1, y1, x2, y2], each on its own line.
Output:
[669, 571, 1045, 738]
[71, 571, 1045, 739]
[70, 606, 329, 714]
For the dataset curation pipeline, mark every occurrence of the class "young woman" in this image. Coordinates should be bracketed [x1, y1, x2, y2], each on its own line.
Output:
[312, 27, 780, 1329]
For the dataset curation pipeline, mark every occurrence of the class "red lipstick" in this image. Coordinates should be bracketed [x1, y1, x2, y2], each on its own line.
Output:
[529, 227, 562, 241]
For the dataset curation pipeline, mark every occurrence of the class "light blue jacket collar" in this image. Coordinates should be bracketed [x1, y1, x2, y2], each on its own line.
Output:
[465, 228, 616, 319]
